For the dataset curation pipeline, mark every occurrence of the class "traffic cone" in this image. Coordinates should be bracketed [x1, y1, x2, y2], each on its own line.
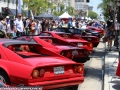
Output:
[116, 52, 120, 76]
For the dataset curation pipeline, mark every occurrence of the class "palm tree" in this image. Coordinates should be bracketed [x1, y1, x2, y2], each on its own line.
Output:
[97, 0, 114, 21]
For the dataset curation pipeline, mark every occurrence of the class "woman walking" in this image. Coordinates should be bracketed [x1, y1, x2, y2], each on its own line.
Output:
[105, 24, 114, 51]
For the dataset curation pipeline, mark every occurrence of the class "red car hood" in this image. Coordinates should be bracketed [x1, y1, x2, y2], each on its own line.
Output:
[55, 45, 81, 50]
[25, 57, 74, 67]
[65, 39, 87, 43]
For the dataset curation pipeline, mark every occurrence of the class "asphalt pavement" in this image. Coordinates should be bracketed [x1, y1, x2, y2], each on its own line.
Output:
[78, 41, 105, 90]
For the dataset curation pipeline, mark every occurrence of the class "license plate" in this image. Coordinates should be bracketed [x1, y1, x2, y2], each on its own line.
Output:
[54, 66, 65, 74]
[78, 43, 83, 46]
[88, 38, 91, 40]
[72, 51, 78, 56]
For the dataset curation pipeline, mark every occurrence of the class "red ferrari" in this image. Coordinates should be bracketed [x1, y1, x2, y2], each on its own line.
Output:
[14, 36, 90, 63]
[86, 26, 104, 37]
[56, 27, 100, 47]
[0, 39, 84, 89]
[39, 32, 93, 53]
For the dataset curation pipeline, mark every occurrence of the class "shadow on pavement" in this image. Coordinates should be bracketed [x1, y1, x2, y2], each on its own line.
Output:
[106, 53, 118, 59]
[90, 51, 105, 58]
[112, 83, 120, 90]
[84, 67, 102, 81]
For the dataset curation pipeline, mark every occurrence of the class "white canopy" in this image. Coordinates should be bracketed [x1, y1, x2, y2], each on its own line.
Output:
[59, 12, 72, 18]
[88, 17, 92, 20]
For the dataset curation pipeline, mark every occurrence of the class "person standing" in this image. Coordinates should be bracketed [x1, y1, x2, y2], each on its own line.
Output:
[14, 14, 25, 36]
[0, 16, 5, 38]
[7, 20, 16, 38]
[35, 20, 41, 35]
[72, 19, 76, 28]
[105, 24, 114, 51]
[25, 18, 30, 35]
[30, 20, 36, 35]
[6, 16, 10, 25]
[41, 18, 45, 32]
[44, 20, 49, 31]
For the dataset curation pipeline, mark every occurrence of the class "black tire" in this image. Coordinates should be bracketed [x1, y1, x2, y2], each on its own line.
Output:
[67, 85, 78, 90]
[54, 85, 78, 90]
[73, 58, 89, 63]
[0, 71, 10, 85]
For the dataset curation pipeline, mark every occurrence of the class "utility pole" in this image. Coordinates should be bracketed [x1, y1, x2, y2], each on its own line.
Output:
[7, 0, 10, 8]
[16, 0, 18, 17]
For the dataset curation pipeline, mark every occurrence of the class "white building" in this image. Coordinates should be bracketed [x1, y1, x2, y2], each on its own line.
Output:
[75, 0, 88, 11]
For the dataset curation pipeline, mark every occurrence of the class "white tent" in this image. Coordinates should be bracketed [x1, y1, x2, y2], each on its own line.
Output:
[59, 12, 72, 18]
[88, 17, 92, 20]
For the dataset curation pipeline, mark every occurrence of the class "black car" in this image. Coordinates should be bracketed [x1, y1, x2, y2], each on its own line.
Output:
[56, 28, 101, 38]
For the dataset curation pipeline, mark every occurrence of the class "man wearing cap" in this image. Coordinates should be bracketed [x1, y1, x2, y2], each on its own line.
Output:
[14, 14, 25, 36]
[6, 16, 10, 24]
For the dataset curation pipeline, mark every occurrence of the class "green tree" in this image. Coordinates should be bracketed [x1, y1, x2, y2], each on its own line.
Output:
[88, 11, 98, 19]
[23, 0, 49, 16]
[66, 6, 75, 16]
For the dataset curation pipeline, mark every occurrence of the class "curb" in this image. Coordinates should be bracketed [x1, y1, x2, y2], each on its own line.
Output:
[104, 49, 119, 90]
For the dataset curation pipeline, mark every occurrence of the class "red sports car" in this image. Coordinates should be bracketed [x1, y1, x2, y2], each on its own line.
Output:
[0, 39, 84, 89]
[56, 27, 100, 47]
[39, 32, 93, 53]
[86, 26, 104, 37]
[14, 36, 90, 63]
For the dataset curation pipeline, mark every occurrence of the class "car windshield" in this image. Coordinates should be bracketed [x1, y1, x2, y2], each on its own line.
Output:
[7, 44, 51, 58]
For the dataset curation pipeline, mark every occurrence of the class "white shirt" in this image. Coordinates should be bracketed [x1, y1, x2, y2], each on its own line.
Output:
[36, 23, 41, 31]
[72, 21, 76, 27]
[14, 18, 24, 32]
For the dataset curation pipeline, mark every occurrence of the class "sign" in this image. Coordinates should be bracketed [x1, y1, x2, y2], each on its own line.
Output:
[54, 66, 65, 74]
[72, 51, 78, 56]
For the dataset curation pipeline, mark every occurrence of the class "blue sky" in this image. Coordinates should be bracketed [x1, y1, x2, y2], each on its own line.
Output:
[88, 0, 102, 15]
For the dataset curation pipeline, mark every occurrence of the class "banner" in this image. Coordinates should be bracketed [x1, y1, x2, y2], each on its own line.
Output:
[30, 10, 34, 20]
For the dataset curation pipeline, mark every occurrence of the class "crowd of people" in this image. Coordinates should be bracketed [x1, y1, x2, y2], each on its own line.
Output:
[0, 14, 106, 39]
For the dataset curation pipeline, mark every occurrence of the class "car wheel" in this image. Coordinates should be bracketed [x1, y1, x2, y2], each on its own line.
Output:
[0, 71, 10, 85]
